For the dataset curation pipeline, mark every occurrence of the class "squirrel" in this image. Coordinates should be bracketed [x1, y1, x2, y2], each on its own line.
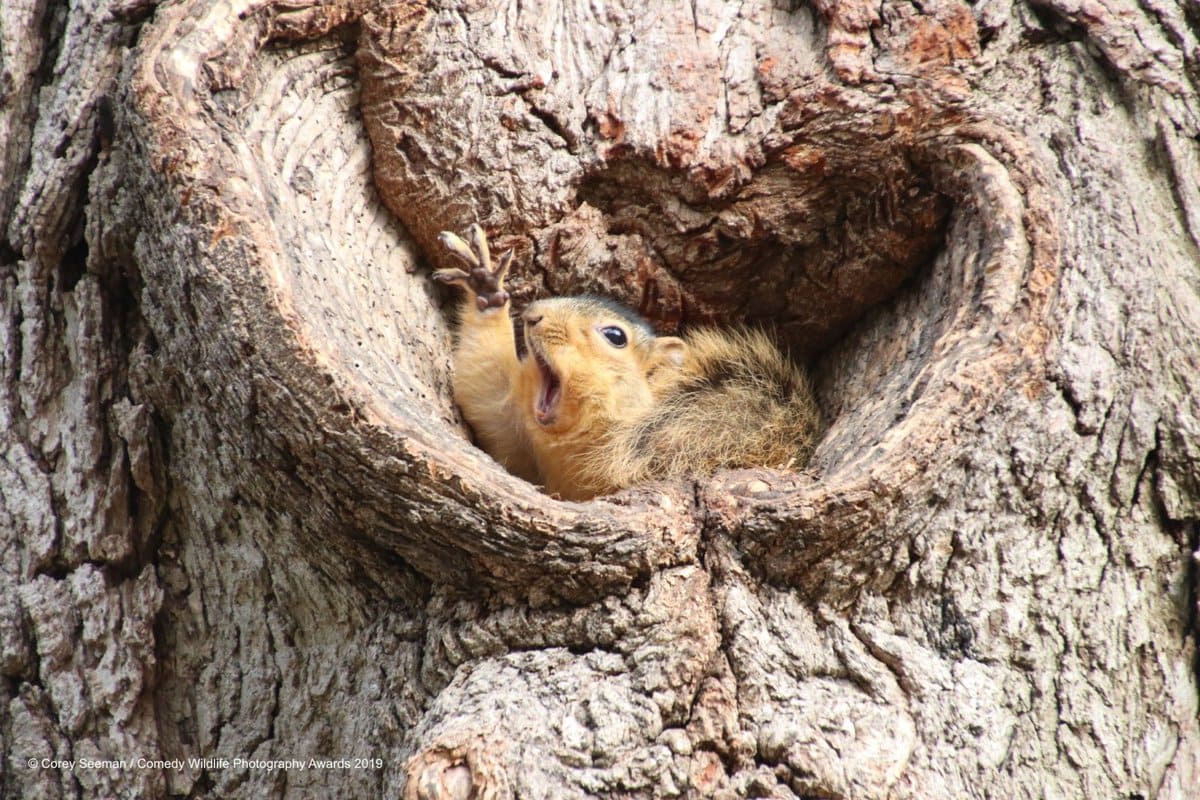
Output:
[433, 224, 820, 501]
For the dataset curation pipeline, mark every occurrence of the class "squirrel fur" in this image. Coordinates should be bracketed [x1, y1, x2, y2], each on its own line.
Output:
[434, 224, 820, 501]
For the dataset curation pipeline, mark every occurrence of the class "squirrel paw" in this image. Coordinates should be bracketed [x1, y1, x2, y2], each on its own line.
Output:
[435, 224, 513, 311]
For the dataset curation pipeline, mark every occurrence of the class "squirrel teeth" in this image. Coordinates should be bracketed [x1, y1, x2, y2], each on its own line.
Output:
[533, 353, 561, 425]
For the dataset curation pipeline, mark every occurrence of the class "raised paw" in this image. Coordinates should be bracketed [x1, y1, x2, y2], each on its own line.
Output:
[435, 224, 513, 311]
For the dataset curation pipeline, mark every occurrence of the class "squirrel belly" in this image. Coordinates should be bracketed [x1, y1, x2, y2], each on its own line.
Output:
[434, 225, 820, 501]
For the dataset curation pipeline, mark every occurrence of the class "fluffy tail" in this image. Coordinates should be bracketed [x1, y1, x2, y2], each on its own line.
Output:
[589, 328, 821, 487]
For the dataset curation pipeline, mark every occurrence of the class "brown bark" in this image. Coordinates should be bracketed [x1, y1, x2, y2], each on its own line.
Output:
[2, 0, 1198, 798]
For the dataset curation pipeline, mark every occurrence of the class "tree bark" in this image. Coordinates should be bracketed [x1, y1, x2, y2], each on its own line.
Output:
[2, 0, 1198, 798]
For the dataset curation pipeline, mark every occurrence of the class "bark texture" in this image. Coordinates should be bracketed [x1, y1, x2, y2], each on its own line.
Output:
[2, 0, 1198, 798]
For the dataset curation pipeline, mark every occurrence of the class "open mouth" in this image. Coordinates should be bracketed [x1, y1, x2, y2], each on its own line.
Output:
[533, 351, 561, 425]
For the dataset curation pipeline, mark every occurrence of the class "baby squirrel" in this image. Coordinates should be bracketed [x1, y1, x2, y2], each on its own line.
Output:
[434, 224, 820, 501]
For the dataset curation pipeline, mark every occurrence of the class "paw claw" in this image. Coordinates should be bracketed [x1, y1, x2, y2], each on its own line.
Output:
[433, 268, 471, 285]
[467, 224, 490, 268]
[495, 250, 513, 282]
[439, 231, 480, 269]
[434, 224, 513, 311]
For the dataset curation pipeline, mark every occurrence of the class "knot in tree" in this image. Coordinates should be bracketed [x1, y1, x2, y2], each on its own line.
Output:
[2, 0, 1198, 798]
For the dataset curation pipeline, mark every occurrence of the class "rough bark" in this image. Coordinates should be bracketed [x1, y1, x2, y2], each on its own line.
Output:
[1, 0, 1198, 798]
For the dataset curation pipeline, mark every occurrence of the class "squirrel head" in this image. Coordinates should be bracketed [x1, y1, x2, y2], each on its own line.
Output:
[517, 295, 686, 440]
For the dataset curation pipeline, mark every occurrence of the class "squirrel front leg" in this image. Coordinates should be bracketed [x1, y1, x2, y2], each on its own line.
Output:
[435, 225, 538, 482]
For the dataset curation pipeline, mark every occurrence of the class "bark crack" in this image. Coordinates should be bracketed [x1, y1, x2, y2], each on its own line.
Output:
[1128, 421, 1162, 511]
[1186, 521, 1200, 698]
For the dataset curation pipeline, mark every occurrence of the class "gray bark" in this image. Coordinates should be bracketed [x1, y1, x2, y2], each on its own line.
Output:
[2, 0, 1198, 798]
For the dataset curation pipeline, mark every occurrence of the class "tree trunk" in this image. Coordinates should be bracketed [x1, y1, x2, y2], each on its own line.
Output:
[2, 0, 1198, 797]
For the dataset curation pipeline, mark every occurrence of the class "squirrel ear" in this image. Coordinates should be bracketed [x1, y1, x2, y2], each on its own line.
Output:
[651, 336, 687, 368]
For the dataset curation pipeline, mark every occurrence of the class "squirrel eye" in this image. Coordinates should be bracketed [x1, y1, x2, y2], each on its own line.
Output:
[600, 326, 628, 347]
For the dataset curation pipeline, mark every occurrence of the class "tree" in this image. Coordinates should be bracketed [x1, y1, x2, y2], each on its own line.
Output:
[2, 0, 1198, 796]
